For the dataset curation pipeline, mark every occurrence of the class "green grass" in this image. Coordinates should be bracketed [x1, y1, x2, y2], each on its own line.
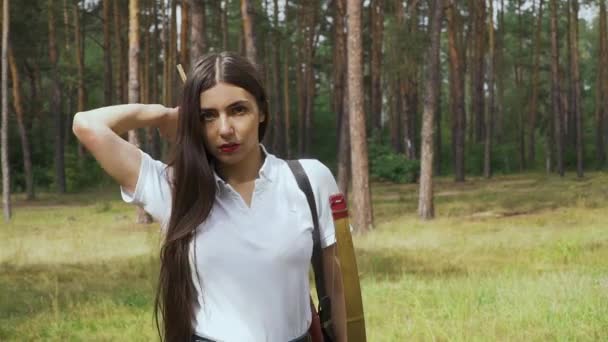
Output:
[2, 172, 608, 341]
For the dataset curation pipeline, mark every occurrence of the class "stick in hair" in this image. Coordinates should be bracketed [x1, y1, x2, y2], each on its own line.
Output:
[177, 64, 187, 83]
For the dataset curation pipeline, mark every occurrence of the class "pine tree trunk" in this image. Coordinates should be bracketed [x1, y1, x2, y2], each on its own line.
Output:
[528, 0, 543, 166]
[418, 0, 442, 219]
[129, 0, 152, 224]
[370, 0, 384, 133]
[550, 0, 564, 176]
[2, 0, 11, 220]
[241, 0, 257, 64]
[447, 0, 466, 182]
[597, 0, 607, 167]
[190, 0, 206, 65]
[271, 0, 284, 157]
[484, 0, 495, 178]
[221, 1, 228, 50]
[181, 0, 189, 71]
[74, 0, 86, 159]
[570, 0, 583, 177]
[49, 0, 66, 193]
[113, 0, 125, 103]
[169, 0, 177, 105]
[334, 0, 349, 194]
[103, 0, 113, 105]
[472, 0, 485, 144]
[8, 47, 35, 200]
[347, 0, 373, 233]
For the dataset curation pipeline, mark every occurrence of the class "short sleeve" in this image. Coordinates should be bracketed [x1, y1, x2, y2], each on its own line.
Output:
[120, 149, 173, 230]
[300, 160, 340, 248]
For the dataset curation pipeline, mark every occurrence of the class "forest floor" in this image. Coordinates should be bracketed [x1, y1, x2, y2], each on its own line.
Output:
[2, 171, 608, 341]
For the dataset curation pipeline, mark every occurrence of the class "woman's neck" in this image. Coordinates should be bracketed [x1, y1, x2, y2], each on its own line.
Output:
[216, 145, 264, 185]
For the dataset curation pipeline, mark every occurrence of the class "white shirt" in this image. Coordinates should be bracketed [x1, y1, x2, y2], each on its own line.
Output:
[120, 145, 339, 341]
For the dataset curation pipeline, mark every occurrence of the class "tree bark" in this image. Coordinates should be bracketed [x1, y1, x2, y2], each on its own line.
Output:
[570, 0, 583, 177]
[49, 0, 66, 193]
[334, 0, 349, 194]
[103, 0, 113, 105]
[181, 0, 190, 71]
[550, 0, 564, 176]
[221, 0, 228, 51]
[129, 0, 153, 223]
[418, 0, 442, 219]
[113, 0, 125, 103]
[241, 0, 257, 64]
[484, 0, 495, 178]
[270, 0, 284, 157]
[2, 0, 11, 220]
[528, 0, 543, 166]
[74, 0, 86, 159]
[347, 0, 373, 233]
[597, 0, 607, 167]
[447, 0, 466, 182]
[190, 0, 206, 66]
[169, 0, 177, 104]
[9, 46, 35, 200]
[370, 0, 384, 133]
[472, 0, 485, 144]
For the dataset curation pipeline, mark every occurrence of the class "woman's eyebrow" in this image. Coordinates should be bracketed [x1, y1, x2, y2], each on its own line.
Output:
[199, 100, 250, 112]
[226, 100, 250, 108]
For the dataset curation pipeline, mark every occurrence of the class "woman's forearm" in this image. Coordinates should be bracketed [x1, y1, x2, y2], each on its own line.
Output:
[73, 103, 169, 136]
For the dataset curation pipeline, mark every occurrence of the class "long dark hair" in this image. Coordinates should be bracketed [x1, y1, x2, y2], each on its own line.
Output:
[155, 52, 269, 342]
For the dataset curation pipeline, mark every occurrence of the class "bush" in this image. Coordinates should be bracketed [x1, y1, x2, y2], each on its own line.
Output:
[368, 133, 419, 184]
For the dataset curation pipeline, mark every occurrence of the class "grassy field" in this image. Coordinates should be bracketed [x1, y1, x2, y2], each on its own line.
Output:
[2, 172, 608, 341]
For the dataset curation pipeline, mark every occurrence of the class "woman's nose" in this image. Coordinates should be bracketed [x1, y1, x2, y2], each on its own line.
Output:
[218, 115, 235, 137]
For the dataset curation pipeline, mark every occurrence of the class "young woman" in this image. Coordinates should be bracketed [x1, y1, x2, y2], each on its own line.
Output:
[72, 52, 347, 342]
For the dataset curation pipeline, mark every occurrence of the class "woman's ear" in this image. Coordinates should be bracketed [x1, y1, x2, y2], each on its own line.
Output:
[259, 112, 266, 123]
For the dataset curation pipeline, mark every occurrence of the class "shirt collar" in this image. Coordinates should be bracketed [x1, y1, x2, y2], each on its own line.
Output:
[213, 144, 276, 188]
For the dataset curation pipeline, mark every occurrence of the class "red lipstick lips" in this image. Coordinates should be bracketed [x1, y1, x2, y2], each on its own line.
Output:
[220, 143, 240, 153]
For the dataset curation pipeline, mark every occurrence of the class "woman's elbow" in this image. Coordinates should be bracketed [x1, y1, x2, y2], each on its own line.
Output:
[72, 112, 96, 144]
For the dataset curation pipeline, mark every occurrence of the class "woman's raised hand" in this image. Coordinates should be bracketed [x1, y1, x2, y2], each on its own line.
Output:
[157, 106, 179, 143]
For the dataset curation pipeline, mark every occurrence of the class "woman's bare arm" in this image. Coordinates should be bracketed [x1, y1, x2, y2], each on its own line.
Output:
[72, 104, 177, 193]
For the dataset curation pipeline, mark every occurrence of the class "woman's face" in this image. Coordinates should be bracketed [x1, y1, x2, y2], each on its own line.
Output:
[199, 82, 265, 166]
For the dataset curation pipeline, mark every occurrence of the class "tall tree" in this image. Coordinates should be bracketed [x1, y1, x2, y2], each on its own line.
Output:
[74, 0, 86, 158]
[181, 0, 190, 71]
[103, 0, 113, 105]
[169, 0, 177, 104]
[597, 0, 607, 167]
[471, 0, 486, 144]
[113, 0, 125, 103]
[241, 0, 257, 64]
[48, 0, 66, 193]
[347, 0, 373, 232]
[418, 0, 442, 219]
[129, 0, 153, 223]
[528, 0, 544, 166]
[447, 0, 466, 182]
[550, 0, 564, 176]
[1, 0, 10, 220]
[370, 0, 384, 133]
[334, 0, 349, 195]
[190, 0, 206, 65]
[484, 0, 495, 178]
[9, 47, 34, 200]
[570, 0, 583, 177]
[221, 0, 228, 50]
[271, 0, 284, 157]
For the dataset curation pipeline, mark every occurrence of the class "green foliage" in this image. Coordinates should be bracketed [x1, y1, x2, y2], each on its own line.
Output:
[368, 133, 419, 184]
[63, 149, 113, 193]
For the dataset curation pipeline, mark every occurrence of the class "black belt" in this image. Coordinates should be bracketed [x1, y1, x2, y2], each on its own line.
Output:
[191, 331, 312, 342]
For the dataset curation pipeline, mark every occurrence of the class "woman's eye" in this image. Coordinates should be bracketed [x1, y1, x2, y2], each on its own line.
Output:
[200, 111, 216, 122]
[232, 106, 247, 115]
